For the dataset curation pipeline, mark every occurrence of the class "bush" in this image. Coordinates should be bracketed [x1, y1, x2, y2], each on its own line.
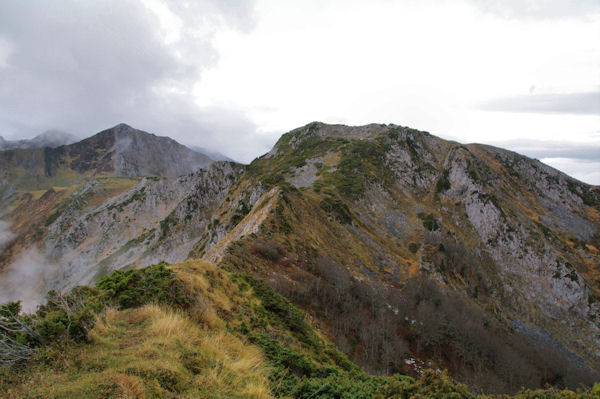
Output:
[319, 197, 352, 224]
[436, 169, 451, 193]
[243, 274, 315, 344]
[251, 241, 286, 262]
[418, 212, 439, 231]
[96, 262, 192, 309]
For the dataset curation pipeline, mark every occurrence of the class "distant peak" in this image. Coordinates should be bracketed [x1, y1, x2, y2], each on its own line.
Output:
[112, 123, 135, 131]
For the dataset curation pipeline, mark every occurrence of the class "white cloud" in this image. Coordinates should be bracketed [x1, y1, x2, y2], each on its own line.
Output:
[468, 0, 600, 20]
[480, 91, 600, 115]
[0, 0, 259, 160]
[0, 0, 598, 178]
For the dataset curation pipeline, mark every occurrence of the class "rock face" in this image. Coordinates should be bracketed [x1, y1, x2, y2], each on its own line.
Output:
[0, 121, 598, 392]
[0, 161, 244, 306]
[44, 161, 243, 289]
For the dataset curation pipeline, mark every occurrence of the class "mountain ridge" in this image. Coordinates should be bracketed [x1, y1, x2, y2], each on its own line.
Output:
[0, 121, 598, 393]
[0, 123, 215, 214]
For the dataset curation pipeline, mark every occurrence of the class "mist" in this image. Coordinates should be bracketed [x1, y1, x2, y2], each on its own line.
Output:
[0, 227, 58, 313]
[0, 220, 14, 254]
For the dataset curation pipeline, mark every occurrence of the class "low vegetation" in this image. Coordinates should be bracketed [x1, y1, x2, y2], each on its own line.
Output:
[1, 262, 597, 398]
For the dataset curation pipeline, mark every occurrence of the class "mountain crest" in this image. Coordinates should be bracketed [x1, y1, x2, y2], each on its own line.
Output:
[1, 122, 599, 393]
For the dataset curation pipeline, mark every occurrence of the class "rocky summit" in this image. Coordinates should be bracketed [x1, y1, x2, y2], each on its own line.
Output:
[0, 122, 599, 397]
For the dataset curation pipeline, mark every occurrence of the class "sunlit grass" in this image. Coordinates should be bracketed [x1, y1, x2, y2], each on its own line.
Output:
[1, 303, 274, 399]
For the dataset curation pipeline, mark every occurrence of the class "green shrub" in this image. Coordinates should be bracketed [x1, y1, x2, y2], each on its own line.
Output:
[436, 169, 451, 193]
[319, 197, 352, 224]
[331, 139, 394, 199]
[1, 263, 194, 367]
[418, 212, 439, 231]
[243, 275, 315, 344]
[96, 262, 191, 309]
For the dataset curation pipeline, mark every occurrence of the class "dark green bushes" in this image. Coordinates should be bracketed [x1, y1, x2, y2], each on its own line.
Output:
[436, 169, 451, 193]
[333, 140, 393, 199]
[418, 212, 439, 231]
[159, 212, 178, 239]
[242, 274, 316, 345]
[35, 287, 103, 343]
[374, 370, 474, 399]
[319, 196, 352, 224]
[96, 262, 192, 309]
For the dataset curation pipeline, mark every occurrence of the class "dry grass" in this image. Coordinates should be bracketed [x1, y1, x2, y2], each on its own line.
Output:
[172, 259, 253, 330]
[1, 303, 274, 399]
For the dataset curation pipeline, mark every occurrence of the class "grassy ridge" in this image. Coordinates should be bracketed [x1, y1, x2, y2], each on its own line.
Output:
[1, 305, 273, 398]
[2, 261, 597, 398]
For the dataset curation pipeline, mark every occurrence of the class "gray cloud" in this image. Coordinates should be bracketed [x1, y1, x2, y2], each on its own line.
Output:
[490, 139, 600, 161]
[479, 91, 600, 115]
[0, 0, 261, 162]
[469, 0, 600, 19]
[487, 139, 600, 184]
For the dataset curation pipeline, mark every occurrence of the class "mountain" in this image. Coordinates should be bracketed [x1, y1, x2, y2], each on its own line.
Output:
[0, 123, 214, 212]
[1, 121, 599, 395]
[212, 122, 600, 391]
[63, 123, 214, 178]
[0, 130, 77, 151]
[0, 123, 228, 299]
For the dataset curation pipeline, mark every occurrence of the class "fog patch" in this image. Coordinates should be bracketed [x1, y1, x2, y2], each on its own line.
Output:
[0, 220, 14, 254]
[112, 133, 134, 174]
[0, 247, 58, 313]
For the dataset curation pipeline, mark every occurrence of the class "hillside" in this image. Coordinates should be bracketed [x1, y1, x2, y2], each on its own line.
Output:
[203, 122, 600, 392]
[0, 123, 224, 309]
[1, 122, 599, 394]
[1, 261, 597, 398]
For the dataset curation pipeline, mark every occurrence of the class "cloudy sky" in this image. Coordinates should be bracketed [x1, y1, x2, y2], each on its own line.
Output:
[0, 0, 599, 183]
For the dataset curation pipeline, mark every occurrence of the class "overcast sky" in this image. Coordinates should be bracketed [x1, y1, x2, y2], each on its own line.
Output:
[0, 0, 599, 183]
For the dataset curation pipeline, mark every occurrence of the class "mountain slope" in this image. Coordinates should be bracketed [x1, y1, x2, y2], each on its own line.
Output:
[200, 122, 599, 392]
[1, 121, 598, 394]
[0, 161, 243, 307]
[0, 123, 224, 308]
[2, 261, 595, 398]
